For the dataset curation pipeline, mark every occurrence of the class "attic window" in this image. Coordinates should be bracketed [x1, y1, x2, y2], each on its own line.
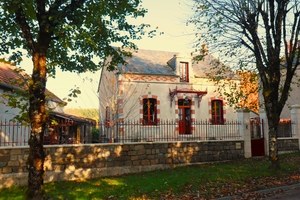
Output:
[179, 62, 189, 82]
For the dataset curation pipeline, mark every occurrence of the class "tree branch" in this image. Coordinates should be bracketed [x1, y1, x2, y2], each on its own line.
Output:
[14, 7, 35, 53]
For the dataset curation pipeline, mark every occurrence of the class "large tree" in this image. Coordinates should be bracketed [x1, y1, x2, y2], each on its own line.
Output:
[0, 0, 151, 199]
[191, 0, 300, 169]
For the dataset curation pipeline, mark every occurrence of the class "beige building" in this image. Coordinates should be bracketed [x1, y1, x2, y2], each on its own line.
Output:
[98, 49, 241, 142]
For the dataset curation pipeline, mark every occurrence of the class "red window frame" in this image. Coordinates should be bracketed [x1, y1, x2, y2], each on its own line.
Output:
[143, 98, 157, 125]
[211, 100, 224, 125]
[179, 62, 189, 82]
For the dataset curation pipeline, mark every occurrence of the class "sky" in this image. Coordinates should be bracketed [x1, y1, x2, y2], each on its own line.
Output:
[21, 0, 196, 109]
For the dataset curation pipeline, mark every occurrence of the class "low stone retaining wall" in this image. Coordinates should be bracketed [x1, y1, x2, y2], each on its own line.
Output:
[0, 140, 244, 189]
[278, 138, 299, 152]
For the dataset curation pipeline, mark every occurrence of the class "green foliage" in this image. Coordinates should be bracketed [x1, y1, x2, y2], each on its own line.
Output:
[0, 0, 154, 74]
[92, 127, 99, 142]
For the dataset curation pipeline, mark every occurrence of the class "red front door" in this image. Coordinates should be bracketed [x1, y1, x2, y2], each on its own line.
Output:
[178, 99, 191, 134]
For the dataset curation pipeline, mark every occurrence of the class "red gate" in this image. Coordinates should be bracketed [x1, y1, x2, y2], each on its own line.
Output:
[250, 118, 265, 156]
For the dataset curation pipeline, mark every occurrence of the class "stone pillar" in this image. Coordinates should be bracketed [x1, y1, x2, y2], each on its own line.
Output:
[291, 105, 300, 150]
[259, 108, 269, 155]
[238, 109, 251, 158]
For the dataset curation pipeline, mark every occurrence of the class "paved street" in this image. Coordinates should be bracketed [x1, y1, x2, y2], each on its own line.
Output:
[217, 183, 300, 200]
[264, 184, 300, 200]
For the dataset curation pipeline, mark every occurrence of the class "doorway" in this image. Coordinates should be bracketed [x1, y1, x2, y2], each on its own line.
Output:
[178, 99, 191, 134]
[251, 118, 265, 156]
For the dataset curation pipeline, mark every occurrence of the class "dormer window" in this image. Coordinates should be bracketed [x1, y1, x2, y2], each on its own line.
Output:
[179, 62, 189, 82]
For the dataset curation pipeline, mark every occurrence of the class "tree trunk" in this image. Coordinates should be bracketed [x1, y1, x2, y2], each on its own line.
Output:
[26, 52, 48, 200]
[268, 126, 280, 170]
[265, 98, 281, 170]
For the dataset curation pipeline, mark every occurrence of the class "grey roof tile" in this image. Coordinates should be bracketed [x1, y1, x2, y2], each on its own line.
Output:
[117, 49, 177, 76]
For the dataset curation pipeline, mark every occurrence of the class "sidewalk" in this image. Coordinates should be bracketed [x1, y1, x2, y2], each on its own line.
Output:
[264, 183, 300, 200]
[217, 183, 300, 200]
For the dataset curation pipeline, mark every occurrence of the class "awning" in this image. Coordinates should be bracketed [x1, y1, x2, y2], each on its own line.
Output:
[169, 86, 207, 108]
[49, 111, 96, 125]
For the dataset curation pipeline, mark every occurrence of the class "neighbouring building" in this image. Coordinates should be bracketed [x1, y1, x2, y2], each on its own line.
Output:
[98, 49, 241, 142]
[0, 61, 96, 146]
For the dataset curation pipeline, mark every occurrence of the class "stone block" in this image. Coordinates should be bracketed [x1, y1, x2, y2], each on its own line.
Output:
[2, 167, 12, 174]
[0, 149, 10, 156]
[141, 160, 150, 165]
[113, 161, 123, 166]
[10, 149, 21, 155]
[128, 151, 137, 156]
[132, 160, 140, 166]
[10, 155, 18, 161]
[147, 155, 155, 159]
[0, 161, 7, 167]
[7, 160, 19, 167]
[146, 149, 152, 154]
[130, 155, 138, 161]
[150, 159, 158, 165]
[124, 160, 132, 166]
[122, 145, 130, 151]
[137, 149, 146, 155]
[0, 155, 10, 162]
[12, 166, 23, 173]
[138, 154, 147, 160]
[134, 145, 144, 150]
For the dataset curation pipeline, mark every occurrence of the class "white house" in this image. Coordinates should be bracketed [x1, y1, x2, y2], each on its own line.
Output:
[98, 49, 241, 142]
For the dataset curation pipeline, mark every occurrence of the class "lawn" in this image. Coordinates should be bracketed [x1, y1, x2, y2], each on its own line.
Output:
[1, 151, 300, 200]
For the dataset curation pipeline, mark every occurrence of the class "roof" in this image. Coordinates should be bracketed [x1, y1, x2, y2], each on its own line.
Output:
[117, 49, 176, 76]
[0, 61, 63, 103]
[50, 111, 96, 124]
[0, 62, 27, 90]
[116, 49, 239, 79]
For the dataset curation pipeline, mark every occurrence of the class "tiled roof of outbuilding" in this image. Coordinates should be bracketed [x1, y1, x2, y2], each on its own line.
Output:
[0, 62, 63, 103]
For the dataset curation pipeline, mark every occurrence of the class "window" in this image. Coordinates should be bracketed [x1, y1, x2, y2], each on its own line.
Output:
[179, 62, 189, 82]
[143, 98, 157, 125]
[211, 100, 224, 124]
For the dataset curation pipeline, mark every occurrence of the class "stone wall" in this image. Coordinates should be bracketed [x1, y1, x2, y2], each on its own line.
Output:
[0, 140, 244, 189]
[278, 138, 299, 152]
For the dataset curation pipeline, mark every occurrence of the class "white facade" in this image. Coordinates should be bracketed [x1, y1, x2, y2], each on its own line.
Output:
[280, 68, 300, 119]
[98, 49, 240, 141]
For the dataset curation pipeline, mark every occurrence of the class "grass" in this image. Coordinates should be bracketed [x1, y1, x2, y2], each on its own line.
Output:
[1, 151, 300, 200]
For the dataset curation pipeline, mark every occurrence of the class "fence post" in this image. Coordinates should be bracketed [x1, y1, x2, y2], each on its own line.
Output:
[238, 109, 251, 158]
[291, 105, 300, 150]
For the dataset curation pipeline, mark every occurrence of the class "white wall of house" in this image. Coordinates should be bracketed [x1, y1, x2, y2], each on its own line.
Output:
[98, 51, 239, 123]
[98, 50, 241, 142]
[280, 68, 300, 119]
[259, 68, 300, 119]
[48, 100, 64, 113]
[117, 78, 238, 121]
[0, 90, 64, 121]
[0, 88, 26, 121]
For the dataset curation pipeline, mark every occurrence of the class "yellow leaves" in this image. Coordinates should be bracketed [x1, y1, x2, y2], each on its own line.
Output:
[263, 90, 271, 98]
